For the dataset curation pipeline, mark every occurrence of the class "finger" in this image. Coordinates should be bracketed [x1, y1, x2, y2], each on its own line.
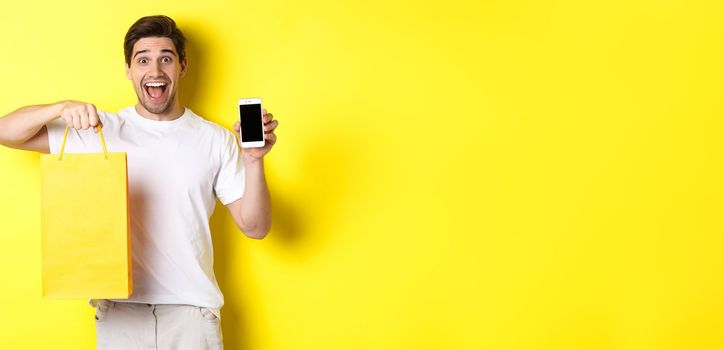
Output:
[264, 132, 277, 145]
[262, 112, 273, 124]
[233, 121, 240, 132]
[71, 110, 82, 130]
[80, 110, 90, 130]
[61, 110, 73, 128]
[87, 104, 100, 127]
[263, 120, 279, 132]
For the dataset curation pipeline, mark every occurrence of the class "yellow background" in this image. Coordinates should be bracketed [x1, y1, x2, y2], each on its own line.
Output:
[1, 0, 723, 349]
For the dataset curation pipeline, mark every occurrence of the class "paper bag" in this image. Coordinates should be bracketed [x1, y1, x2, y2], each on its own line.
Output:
[40, 126, 132, 299]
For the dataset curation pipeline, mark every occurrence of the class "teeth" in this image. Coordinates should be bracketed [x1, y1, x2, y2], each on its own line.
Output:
[145, 82, 167, 87]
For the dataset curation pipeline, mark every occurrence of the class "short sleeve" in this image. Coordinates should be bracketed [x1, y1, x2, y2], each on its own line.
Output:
[214, 129, 245, 205]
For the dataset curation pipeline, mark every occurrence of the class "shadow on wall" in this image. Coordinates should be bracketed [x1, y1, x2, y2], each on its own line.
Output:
[269, 131, 360, 252]
[177, 22, 213, 118]
[209, 128, 363, 349]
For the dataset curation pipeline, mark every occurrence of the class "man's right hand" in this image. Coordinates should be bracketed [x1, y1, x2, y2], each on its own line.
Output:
[60, 100, 101, 133]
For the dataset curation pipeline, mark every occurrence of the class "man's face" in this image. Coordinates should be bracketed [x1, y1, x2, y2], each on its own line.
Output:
[125, 37, 187, 115]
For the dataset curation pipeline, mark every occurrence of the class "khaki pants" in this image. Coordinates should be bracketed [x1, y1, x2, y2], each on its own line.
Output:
[92, 300, 223, 350]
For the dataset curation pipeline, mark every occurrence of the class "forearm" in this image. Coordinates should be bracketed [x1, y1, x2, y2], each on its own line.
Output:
[239, 155, 272, 238]
[0, 102, 64, 146]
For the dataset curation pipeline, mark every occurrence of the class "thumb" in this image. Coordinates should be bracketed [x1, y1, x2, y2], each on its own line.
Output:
[93, 121, 105, 134]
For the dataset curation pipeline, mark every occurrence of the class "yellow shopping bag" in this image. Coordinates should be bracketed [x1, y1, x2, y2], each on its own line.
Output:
[40, 126, 132, 299]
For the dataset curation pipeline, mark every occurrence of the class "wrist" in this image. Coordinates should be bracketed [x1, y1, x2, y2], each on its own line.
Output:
[55, 100, 69, 110]
[52, 100, 69, 118]
[243, 153, 264, 165]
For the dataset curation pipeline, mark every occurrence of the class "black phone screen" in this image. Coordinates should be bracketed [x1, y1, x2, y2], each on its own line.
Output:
[239, 103, 264, 142]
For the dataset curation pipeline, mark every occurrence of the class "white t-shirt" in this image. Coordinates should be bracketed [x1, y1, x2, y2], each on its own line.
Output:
[47, 106, 244, 316]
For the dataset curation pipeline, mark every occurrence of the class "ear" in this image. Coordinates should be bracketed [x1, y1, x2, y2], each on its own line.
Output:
[179, 58, 188, 78]
[125, 62, 131, 80]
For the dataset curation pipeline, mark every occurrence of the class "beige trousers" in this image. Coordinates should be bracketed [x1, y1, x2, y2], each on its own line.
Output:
[92, 300, 223, 350]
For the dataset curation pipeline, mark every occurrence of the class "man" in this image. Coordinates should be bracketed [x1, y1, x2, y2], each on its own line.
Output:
[0, 15, 277, 349]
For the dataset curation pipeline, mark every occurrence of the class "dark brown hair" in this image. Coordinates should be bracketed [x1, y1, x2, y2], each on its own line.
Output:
[124, 15, 186, 66]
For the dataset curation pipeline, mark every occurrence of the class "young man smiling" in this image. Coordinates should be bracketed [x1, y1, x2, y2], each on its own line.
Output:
[0, 15, 277, 349]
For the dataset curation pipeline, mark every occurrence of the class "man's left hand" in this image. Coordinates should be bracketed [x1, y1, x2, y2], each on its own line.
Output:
[233, 108, 278, 161]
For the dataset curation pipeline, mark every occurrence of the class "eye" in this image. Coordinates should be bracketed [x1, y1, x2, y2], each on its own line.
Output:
[161, 56, 173, 63]
[137, 58, 148, 64]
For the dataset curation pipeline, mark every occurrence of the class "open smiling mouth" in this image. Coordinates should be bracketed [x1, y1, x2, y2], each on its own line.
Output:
[144, 81, 168, 102]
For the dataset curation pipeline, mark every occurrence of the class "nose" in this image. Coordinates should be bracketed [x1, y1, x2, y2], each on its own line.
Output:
[149, 60, 163, 76]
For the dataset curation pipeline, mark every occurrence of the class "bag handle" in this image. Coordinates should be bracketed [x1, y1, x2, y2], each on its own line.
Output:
[58, 126, 109, 160]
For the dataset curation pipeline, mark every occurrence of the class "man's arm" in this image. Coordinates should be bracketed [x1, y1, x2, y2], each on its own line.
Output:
[226, 109, 278, 239]
[0, 101, 101, 153]
[226, 157, 272, 239]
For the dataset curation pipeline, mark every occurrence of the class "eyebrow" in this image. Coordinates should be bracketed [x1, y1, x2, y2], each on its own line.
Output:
[133, 49, 178, 59]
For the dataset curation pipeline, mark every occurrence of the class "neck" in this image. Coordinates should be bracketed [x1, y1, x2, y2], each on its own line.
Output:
[134, 98, 185, 121]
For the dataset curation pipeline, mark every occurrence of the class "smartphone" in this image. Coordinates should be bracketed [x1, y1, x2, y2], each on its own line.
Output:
[238, 98, 265, 148]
